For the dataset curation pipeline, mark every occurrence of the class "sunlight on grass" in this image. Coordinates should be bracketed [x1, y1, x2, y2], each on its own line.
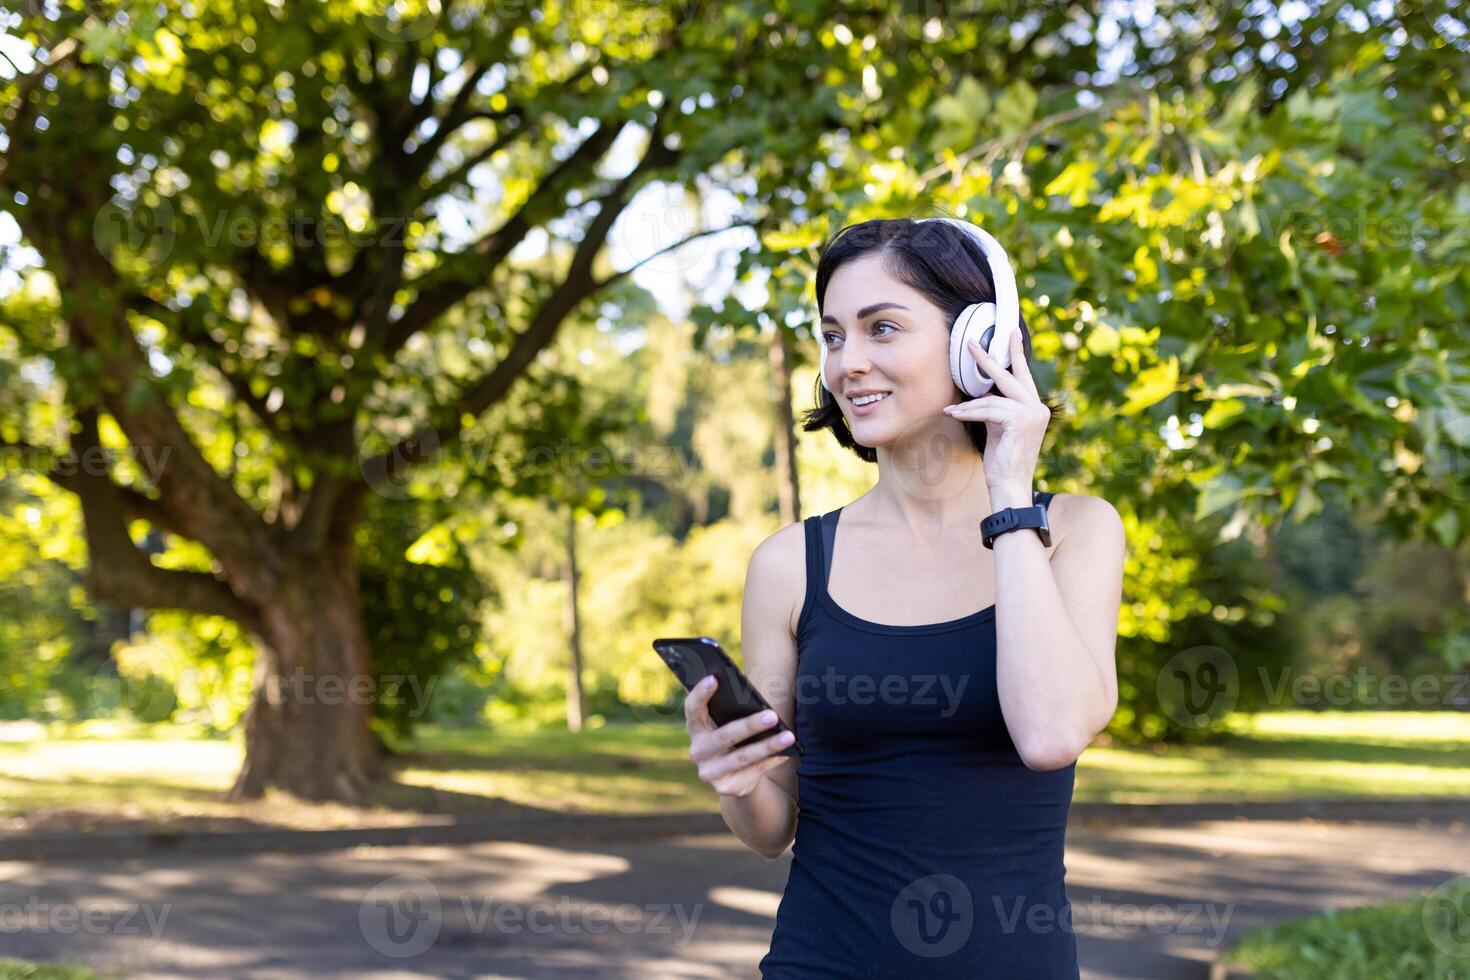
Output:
[0, 737, 239, 791]
[1075, 711, 1470, 803]
[1228, 710, 1470, 742]
[2, 711, 1466, 832]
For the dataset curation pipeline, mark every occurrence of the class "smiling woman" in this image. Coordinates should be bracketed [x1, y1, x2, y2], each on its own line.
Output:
[682, 212, 1126, 979]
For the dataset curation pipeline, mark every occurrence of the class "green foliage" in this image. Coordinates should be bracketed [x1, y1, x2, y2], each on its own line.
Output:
[1275, 502, 1470, 712]
[0, 960, 104, 980]
[0, 473, 91, 719]
[112, 612, 254, 732]
[2, 0, 1467, 765]
[1110, 513, 1303, 742]
[357, 493, 493, 744]
[1225, 879, 1470, 979]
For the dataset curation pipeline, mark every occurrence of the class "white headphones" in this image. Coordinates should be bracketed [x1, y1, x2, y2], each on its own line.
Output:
[817, 216, 1022, 399]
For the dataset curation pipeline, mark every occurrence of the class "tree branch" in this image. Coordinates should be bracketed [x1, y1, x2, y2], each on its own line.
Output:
[0, 431, 194, 540]
[415, 115, 524, 203]
[65, 410, 262, 631]
[283, 417, 358, 554]
[127, 290, 290, 438]
[405, 62, 492, 177]
[351, 119, 682, 501]
[53, 256, 282, 599]
[592, 219, 763, 291]
[379, 116, 630, 360]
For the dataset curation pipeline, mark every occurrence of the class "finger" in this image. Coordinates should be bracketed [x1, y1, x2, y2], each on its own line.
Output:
[944, 396, 1016, 422]
[683, 674, 717, 728]
[1006, 330, 1041, 398]
[708, 729, 797, 778]
[967, 336, 1026, 401]
[713, 709, 783, 751]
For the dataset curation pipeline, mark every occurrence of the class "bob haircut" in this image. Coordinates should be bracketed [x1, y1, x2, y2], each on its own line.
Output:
[801, 216, 1063, 463]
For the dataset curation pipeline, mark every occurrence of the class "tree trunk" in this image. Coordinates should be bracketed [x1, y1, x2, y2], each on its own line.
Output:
[229, 544, 381, 801]
[564, 505, 586, 732]
[769, 325, 802, 524]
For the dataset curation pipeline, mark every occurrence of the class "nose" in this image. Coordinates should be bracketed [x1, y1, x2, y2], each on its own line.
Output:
[836, 334, 873, 385]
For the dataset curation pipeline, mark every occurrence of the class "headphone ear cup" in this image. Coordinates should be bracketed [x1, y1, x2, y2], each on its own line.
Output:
[986, 317, 1020, 396]
[819, 338, 829, 392]
[950, 302, 997, 398]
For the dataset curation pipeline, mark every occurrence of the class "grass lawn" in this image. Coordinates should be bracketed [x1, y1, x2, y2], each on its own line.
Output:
[1, 712, 1467, 836]
[1221, 875, 1470, 978]
[0, 960, 104, 979]
[1075, 711, 1470, 802]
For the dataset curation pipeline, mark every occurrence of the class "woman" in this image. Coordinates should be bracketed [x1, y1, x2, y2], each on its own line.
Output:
[682, 215, 1126, 977]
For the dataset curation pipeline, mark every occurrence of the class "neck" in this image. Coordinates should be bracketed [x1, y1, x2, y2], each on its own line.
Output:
[869, 437, 993, 545]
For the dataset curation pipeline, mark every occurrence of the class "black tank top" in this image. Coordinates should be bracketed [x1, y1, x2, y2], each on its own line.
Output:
[759, 492, 1080, 978]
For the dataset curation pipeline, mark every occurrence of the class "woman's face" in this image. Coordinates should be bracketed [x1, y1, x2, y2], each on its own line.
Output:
[820, 252, 960, 446]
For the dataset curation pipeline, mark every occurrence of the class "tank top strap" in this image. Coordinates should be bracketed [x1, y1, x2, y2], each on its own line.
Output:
[800, 514, 827, 628]
[819, 508, 842, 589]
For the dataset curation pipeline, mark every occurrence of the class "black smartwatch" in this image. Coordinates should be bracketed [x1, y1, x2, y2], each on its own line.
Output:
[980, 504, 1051, 549]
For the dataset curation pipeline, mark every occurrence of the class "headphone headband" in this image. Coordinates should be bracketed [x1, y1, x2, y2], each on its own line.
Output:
[817, 216, 1022, 399]
[917, 217, 1020, 341]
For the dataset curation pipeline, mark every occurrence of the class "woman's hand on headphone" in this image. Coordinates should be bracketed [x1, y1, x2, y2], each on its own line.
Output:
[942, 329, 1049, 493]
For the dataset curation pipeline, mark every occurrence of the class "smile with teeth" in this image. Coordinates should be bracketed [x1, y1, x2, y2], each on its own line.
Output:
[851, 392, 890, 406]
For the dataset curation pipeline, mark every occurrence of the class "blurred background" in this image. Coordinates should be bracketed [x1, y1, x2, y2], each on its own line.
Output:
[0, 0, 1467, 977]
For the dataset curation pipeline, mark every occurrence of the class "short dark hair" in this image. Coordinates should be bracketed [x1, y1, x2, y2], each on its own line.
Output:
[801, 215, 1063, 463]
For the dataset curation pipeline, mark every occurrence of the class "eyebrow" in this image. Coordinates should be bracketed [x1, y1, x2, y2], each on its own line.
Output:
[820, 302, 912, 327]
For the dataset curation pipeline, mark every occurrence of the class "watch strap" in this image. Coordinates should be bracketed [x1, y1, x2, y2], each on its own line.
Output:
[981, 491, 1053, 549]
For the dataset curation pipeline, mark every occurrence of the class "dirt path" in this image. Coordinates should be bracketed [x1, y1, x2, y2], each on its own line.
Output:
[0, 804, 1464, 978]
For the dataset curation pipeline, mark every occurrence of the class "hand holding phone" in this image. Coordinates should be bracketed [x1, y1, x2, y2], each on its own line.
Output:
[652, 636, 802, 799]
[683, 674, 799, 799]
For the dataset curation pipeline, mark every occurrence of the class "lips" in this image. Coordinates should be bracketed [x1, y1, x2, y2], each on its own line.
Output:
[849, 392, 890, 415]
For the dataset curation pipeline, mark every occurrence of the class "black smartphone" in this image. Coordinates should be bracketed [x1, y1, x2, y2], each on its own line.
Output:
[651, 636, 803, 758]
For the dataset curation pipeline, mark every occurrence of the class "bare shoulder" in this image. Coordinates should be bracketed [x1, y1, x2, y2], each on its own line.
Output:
[746, 520, 808, 639]
[1047, 492, 1126, 554]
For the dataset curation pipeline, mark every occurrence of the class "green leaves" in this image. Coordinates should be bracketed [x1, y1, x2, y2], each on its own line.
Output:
[994, 79, 1037, 136]
[928, 77, 1037, 155]
[1044, 161, 1100, 208]
[1120, 357, 1180, 416]
[929, 75, 990, 154]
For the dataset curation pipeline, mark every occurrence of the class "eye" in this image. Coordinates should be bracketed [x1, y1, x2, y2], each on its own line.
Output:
[822, 320, 898, 347]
